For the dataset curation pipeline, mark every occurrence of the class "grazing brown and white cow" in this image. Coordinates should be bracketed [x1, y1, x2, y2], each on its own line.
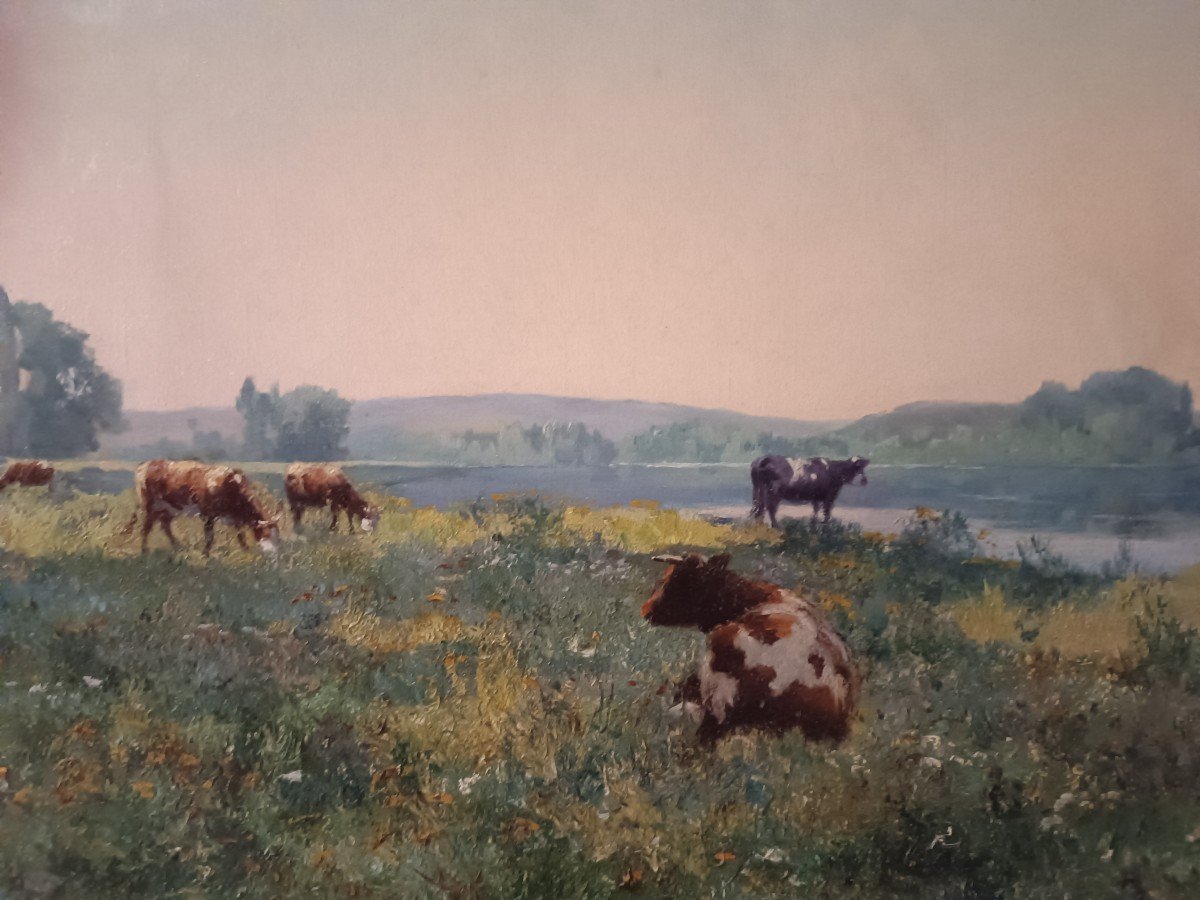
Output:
[283, 463, 378, 533]
[0, 460, 55, 491]
[642, 553, 860, 745]
[131, 459, 280, 555]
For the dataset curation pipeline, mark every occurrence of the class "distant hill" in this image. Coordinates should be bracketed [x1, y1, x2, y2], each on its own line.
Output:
[98, 393, 842, 461]
[98, 368, 1197, 466]
[837, 401, 1018, 444]
[803, 368, 1199, 465]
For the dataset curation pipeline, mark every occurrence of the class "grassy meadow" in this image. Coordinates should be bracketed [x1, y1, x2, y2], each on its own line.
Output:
[1, 484, 1200, 897]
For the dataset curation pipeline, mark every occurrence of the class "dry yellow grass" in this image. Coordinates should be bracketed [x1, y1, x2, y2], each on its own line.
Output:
[1167, 563, 1200, 629]
[1033, 599, 1138, 660]
[948, 572, 1200, 662]
[947, 583, 1022, 646]
[560, 505, 776, 554]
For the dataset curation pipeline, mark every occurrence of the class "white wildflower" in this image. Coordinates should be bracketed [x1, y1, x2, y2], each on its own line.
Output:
[280, 770, 303, 783]
[83, 676, 103, 689]
[458, 774, 482, 795]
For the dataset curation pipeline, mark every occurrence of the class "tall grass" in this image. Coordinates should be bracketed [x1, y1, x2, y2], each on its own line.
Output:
[1, 489, 1199, 897]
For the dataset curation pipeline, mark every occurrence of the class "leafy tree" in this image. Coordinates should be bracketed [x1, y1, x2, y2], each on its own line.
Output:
[1078, 367, 1194, 458]
[236, 377, 281, 460]
[274, 385, 351, 461]
[0, 287, 26, 454]
[1020, 381, 1085, 430]
[0, 289, 124, 457]
[235, 379, 350, 461]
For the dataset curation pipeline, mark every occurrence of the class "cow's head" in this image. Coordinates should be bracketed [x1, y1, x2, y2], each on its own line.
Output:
[642, 553, 732, 629]
[252, 516, 281, 554]
[360, 505, 381, 533]
[847, 456, 870, 486]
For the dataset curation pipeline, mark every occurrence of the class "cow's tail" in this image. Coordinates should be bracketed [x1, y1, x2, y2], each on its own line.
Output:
[749, 457, 771, 519]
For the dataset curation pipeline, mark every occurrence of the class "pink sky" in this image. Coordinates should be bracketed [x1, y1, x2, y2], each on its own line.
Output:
[1, 1, 1197, 418]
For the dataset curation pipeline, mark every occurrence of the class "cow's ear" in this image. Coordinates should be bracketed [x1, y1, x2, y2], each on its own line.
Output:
[706, 553, 731, 570]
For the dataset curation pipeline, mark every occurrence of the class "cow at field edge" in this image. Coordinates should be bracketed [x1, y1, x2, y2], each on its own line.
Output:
[284, 463, 379, 533]
[750, 456, 869, 527]
[0, 460, 54, 491]
[131, 459, 280, 555]
[642, 553, 860, 744]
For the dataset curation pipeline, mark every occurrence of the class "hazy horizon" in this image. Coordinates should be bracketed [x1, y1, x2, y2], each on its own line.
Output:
[2, 1, 1197, 419]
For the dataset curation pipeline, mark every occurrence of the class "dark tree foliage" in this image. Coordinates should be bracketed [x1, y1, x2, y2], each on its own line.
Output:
[274, 386, 351, 462]
[1020, 380, 1085, 430]
[236, 378, 281, 460]
[0, 291, 125, 457]
[235, 379, 350, 461]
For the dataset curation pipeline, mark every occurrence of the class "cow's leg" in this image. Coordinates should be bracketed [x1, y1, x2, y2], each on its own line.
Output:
[202, 518, 216, 556]
[811, 502, 821, 522]
[140, 507, 155, 554]
[290, 501, 303, 531]
[767, 497, 780, 528]
[696, 713, 730, 748]
[236, 529, 249, 550]
[160, 515, 181, 550]
[822, 501, 833, 522]
[329, 501, 341, 532]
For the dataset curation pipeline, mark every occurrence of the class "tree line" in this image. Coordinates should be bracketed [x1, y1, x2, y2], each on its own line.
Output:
[3, 287, 1195, 467]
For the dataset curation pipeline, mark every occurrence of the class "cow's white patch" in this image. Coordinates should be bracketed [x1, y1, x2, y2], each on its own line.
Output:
[734, 606, 850, 706]
[667, 701, 704, 724]
[700, 655, 740, 723]
[786, 458, 809, 485]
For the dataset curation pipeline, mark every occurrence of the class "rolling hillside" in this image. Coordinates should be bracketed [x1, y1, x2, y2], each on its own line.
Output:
[99, 394, 842, 460]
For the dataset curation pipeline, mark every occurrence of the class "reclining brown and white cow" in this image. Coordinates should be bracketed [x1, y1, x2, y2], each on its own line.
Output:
[284, 463, 379, 533]
[642, 553, 860, 745]
[131, 459, 280, 555]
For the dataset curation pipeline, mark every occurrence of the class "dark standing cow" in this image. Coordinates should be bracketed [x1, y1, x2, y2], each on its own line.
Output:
[642, 553, 861, 745]
[750, 456, 869, 527]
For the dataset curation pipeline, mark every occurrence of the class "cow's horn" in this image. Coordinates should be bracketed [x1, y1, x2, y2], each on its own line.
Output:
[651, 554, 686, 564]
